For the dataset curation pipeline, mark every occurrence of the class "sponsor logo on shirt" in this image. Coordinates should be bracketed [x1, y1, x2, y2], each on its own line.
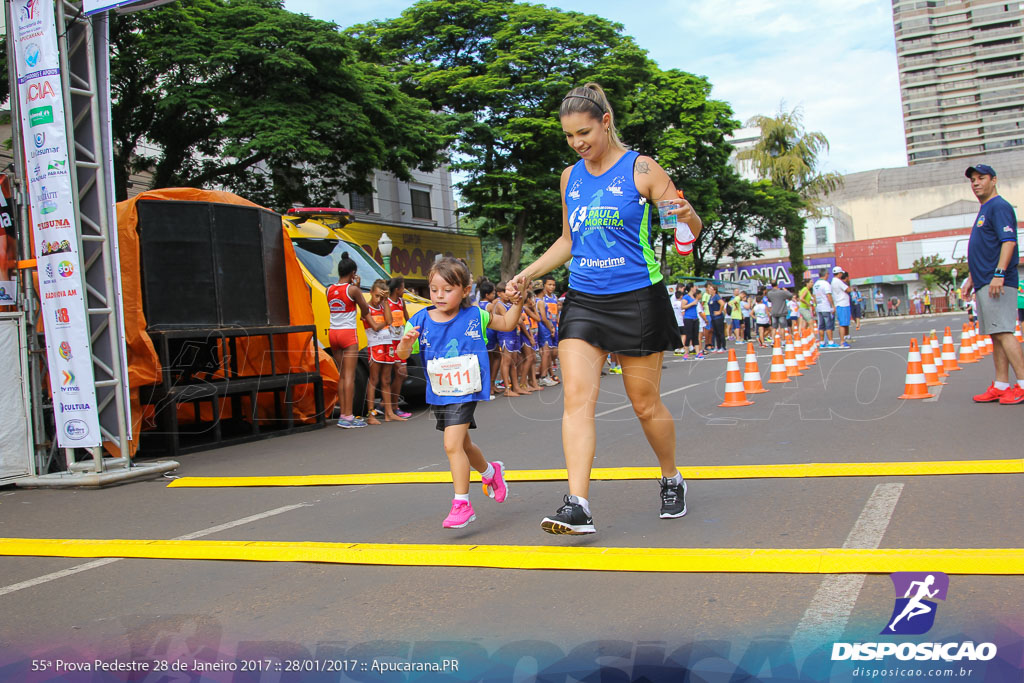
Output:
[579, 256, 626, 269]
[605, 176, 625, 196]
[567, 179, 582, 201]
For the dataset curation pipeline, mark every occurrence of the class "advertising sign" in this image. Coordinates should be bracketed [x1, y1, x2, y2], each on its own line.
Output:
[11, 0, 101, 448]
[82, 0, 175, 16]
[714, 256, 837, 288]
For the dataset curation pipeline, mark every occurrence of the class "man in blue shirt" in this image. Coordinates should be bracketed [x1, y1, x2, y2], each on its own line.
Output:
[962, 164, 1024, 404]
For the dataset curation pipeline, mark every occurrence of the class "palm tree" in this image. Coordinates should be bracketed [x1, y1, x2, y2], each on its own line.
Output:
[738, 106, 842, 283]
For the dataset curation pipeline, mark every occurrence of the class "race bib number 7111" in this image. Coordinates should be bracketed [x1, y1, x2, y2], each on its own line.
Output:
[427, 354, 482, 397]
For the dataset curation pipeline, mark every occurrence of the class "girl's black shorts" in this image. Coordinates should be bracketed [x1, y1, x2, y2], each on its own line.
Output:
[432, 401, 477, 431]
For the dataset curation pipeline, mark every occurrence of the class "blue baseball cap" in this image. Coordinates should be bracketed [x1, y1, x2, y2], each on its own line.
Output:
[965, 164, 996, 178]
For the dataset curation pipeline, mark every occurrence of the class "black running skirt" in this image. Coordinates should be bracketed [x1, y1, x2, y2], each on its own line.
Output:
[558, 283, 682, 357]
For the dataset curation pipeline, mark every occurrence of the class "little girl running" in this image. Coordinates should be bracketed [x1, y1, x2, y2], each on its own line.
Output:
[397, 258, 526, 528]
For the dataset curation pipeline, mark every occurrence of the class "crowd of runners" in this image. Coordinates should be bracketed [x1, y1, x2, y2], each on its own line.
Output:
[668, 267, 866, 357]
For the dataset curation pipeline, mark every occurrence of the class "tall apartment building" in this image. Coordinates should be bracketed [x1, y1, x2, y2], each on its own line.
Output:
[894, 0, 1024, 164]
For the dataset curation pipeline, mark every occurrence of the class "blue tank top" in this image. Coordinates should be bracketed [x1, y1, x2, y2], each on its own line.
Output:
[565, 150, 661, 294]
[407, 305, 491, 405]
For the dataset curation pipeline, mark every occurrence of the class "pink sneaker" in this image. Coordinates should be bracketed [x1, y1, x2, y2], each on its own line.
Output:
[396, 410, 412, 418]
[442, 500, 476, 529]
[481, 460, 508, 502]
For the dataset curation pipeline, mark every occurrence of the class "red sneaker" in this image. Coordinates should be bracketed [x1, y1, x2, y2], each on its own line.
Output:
[999, 385, 1024, 405]
[973, 383, 1007, 403]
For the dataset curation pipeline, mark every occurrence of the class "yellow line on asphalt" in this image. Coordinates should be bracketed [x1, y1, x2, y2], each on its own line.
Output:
[0, 538, 1021, 574]
[166, 459, 1024, 488]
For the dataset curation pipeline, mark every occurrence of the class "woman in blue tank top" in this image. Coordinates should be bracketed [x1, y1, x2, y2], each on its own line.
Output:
[510, 83, 704, 536]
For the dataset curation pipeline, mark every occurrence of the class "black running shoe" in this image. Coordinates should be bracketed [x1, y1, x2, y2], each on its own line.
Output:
[541, 495, 595, 535]
[659, 478, 688, 519]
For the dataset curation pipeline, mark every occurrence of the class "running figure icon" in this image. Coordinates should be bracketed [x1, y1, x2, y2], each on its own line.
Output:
[888, 574, 939, 632]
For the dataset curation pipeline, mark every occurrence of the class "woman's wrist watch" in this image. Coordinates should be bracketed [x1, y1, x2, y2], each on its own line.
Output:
[993, 268, 1005, 278]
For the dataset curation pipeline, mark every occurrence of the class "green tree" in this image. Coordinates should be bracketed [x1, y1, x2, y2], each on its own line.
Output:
[107, 0, 447, 207]
[911, 254, 965, 295]
[688, 173, 804, 276]
[350, 0, 648, 280]
[737, 105, 842, 283]
[619, 65, 740, 277]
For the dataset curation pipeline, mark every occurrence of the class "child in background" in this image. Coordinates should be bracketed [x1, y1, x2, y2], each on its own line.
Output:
[476, 280, 501, 398]
[787, 294, 800, 333]
[397, 258, 526, 529]
[363, 279, 395, 425]
[387, 277, 412, 420]
[493, 281, 525, 396]
[538, 276, 560, 385]
[752, 297, 770, 347]
[521, 291, 544, 392]
[327, 254, 371, 428]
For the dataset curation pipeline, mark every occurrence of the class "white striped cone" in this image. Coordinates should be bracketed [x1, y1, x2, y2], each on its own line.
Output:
[941, 329, 960, 371]
[1016, 321, 1023, 342]
[784, 334, 801, 377]
[743, 343, 769, 394]
[795, 332, 809, 370]
[899, 339, 934, 399]
[720, 348, 753, 407]
[929, 333, 947, 378]
[959, 325, 978, 364]
[919, 338, 944, 387]
[767, 337, 790, 384]
[983, 334, 993, 355]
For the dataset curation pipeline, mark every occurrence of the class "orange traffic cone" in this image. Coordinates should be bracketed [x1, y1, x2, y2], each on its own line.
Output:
[795, 332, 809, 371]
[970, 324, 984, 357]
[808, 328, 819, 364]
[929, 332, 947, 378]
[899, 338, 934, 400]
[719, 348, 754, 407]
[1015, 321, 1023, 342]
[958, 324, 978, 364]
[983, 333, 993, 356]
[784, 332, 802, 377]
[919, 336, 944, 387]
[743, 342, 769, 394]
[767, 335, 791, 384]
[942, 326, 961, 371]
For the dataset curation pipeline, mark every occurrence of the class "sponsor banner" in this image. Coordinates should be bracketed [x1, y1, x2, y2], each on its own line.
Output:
[12, 0, 100, 448]
[714, 257, 837, 288]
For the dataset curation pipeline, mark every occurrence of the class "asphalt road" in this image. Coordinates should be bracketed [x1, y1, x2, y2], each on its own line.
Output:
[0, 313, 1021, 681]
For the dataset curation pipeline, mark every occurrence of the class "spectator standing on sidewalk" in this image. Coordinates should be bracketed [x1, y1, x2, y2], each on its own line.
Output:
[850, 285, 863, 334]
[766, 281, 791, 340]
[812, 269, 837, 347]
[831, 266, 852, 348]
[874, 287, 886, 317]
[961, 163, 1024, 404]
[888, 294, 901, 316]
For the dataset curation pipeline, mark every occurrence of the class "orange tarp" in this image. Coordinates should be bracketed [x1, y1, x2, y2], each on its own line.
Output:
[115, 188, 338, 457]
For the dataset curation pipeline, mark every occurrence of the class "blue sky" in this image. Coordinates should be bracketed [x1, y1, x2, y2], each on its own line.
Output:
[283, 0, 907, 176]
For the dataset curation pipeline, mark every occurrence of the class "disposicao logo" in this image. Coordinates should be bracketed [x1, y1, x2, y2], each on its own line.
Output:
[832, 571, 997, 663]
[58, 341, 72, 360]
[882, 572, 948, 635]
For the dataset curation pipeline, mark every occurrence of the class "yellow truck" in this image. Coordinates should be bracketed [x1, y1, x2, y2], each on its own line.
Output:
[283, 207, 430, 406]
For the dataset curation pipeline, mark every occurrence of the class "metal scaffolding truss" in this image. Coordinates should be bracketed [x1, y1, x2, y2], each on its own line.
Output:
[55, 1, 131, 469]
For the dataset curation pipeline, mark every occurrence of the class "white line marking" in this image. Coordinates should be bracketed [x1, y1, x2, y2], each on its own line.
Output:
[595, 381, 706, 417]
[792, 483, 904, 646]
[923, 384, 944, 402]
[0, 503, 309, 598]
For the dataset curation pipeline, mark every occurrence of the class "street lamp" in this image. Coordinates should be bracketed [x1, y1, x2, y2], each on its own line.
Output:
[951, 267, 958, 310]
[378, 232, 393, 275]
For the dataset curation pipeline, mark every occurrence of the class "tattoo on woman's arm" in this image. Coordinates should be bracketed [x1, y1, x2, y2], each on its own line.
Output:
[636, 161, 650, 174]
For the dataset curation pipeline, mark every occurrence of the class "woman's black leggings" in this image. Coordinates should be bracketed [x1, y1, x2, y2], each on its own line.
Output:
[711, 317, 726, 349]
